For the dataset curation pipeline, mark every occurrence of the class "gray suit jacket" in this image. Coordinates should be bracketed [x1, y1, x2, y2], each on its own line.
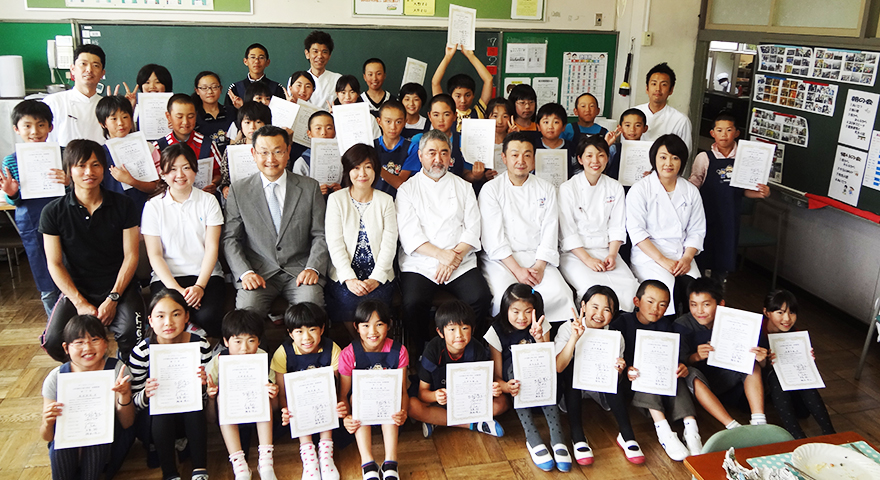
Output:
[222, 172, 329, 286]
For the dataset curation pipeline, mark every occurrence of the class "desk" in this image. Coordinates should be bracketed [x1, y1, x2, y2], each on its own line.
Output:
[0, 200, 17, 234]
[685, 431, 877, 480]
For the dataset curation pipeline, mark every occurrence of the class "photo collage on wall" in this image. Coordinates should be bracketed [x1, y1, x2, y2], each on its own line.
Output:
[754, 75, 838, 116]
[749, 108, 809, 147]
[758, 44, 879, 87]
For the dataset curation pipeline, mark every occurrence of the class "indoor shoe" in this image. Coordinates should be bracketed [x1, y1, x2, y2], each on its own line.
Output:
[683, 430, 703, 456]
[658, 431, 690, 462]
[552, 443, 572, 472]
[615, 433, 645, 464]
[471, 420, 504, 437]
[573, 441, 594, 465]
[422, 422, 434, 438]
[526, 442, 555, 471]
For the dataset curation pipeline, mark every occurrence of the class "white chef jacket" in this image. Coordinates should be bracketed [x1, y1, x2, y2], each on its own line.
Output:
[636, 103, 693, 149]
[558, 173, 626, 252]
[43, 88, 105, 146]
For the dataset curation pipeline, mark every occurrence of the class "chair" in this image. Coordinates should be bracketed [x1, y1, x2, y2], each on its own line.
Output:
[738, 197, 786, 290]
[854, 297, 880, 380]
[0, 224, 23, 280]
[700, 424, 795, 454]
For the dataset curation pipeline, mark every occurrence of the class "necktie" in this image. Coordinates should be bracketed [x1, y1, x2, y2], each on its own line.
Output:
[267, 182, 281, 234]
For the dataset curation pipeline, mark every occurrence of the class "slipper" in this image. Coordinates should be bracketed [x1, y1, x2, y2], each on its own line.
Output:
[573, 441, 593, 465]
[616, 433, 645, 464]
[526, 442, 555, 471]
[552, 443, 572, 472]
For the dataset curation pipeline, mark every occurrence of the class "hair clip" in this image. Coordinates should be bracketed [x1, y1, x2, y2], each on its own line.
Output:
[531, 288, 535, 294]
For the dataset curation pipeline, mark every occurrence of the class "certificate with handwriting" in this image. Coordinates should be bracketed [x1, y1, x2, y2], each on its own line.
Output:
[284, 366, 338, 438]
[708, 306, 762, 374]
[511, 343, 557, 408]
[149, 343, 203, 415]
[105, 132, 160, 189]
[15, 142, 64, 200]
[218, 353, 271, 425]
[55, 370, 116, 449]
[769, 332, 825, 391]
[632, 330, 679, 397]
[351, 369, 402, 426]
[446, 361, 494, 426]
[573, 329, 622, 394]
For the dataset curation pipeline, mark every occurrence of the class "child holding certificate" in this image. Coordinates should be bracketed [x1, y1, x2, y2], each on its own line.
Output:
[0, 99, 64, 316]
[675, 277, 768, 430]
[97, 95, 160, 212]
[129, 289, 212, 480]
[759, 289, 835, 439]
[555, 286, 645, 465]
[688, 111, 770, 282]
[219, 101, 271, 198]
[610, 280, 702, 461]
[291, 111, 342, 196]
[408, 300, 506, 438]
[273, 303, 344, 480]
[41, 315, 135, 480]
[153, 94, 222, 195]
[206, 310, 279, 480]
[485, 284, 571, 472]
[339, 301, 408, 480]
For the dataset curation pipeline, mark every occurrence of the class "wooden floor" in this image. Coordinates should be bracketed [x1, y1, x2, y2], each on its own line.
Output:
[1, 256, 880, 480]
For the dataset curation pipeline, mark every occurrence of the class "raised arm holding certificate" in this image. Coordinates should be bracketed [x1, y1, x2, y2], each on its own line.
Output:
[226, 144, 260, 184]
[15, 142, 64, 199]
[310, 138, 343, 185]
[461, 119, 496, 168]
[401, 57, 428, 88]
[138, 92, 174, 140]
[446, 361, 494, 426]
[573, 329, 622, 394]
[54, 370, 116, 449]
[284, 367, 338, 438]
[632, 330, 679, 396]
[731, 139, 775, 191]
[269, 97, 300, 130]
[105, 132, 160, 190]
[332, 103, 374, 156]
[535, 149, 567, 188]
[511, 343, 556, 408]
[149, 342, 203, 415]
[619, 140, 654, 187]
[351, 369, 402, 426]
[768, 332, 826, 391]
[708, 306, 762, 374]
[447, 4, 477, 50]
[218, 353, 271, 425]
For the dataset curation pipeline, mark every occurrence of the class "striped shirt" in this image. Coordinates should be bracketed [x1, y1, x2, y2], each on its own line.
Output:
[2, 153, 21, 206]
[129, 328, 213, 410]
[153, 131, 222, 178]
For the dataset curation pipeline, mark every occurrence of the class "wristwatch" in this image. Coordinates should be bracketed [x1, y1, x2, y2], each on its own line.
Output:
[107, 292, 121, 302]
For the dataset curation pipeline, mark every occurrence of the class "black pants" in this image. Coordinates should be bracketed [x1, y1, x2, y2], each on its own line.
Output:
[562, 364, 636, 442]
[150, 276, 226, 338]
[152, 411, 208, 479]
[400, 269, 491, 357]
[765, 369, 835, 439]
[42, 283, 144, 362]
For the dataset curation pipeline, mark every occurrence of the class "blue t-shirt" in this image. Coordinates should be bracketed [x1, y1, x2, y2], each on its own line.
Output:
[561, 122, 609, 143]
[374, 136, 410, 198]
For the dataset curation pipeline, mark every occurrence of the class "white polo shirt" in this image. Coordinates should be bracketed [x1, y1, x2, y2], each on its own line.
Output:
[308, 69, 342, 110]
[141, 188, 224, 282]
[43, 87, 105, 146]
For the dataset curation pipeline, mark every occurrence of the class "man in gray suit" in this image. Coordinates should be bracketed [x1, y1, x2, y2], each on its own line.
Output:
[222, 125, 328, 316]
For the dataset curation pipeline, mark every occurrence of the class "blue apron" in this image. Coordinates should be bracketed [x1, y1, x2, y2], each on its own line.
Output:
[697, 150, 742, 273]
[420, 342, 482, 391]
[493, 319, 536, 382]
[284, 337, 334, 372]
[351, 339, 401, 371]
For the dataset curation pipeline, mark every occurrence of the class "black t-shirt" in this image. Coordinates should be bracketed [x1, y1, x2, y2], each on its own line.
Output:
[417, 336, 490, 387]
[39, 188, 140, 293]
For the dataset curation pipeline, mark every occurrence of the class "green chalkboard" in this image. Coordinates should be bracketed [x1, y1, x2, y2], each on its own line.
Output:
[26, 0, 250, 13]
[81, 24, 500, 104]
[0, 22, 74, 91]
[354, 0, 541, 20]
[499, 31, 618, 121]
[749, 43, 880, 216]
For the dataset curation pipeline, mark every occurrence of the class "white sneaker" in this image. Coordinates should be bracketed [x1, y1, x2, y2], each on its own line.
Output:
[658, 431, 690, 461]
[683, 429, 703, 456]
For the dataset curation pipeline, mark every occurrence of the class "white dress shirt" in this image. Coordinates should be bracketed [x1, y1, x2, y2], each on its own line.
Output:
[396, 171, 481, 284]
[636, 103, 693, 148]
[43, 88, 105, 146]
[260, 170, 287, 215]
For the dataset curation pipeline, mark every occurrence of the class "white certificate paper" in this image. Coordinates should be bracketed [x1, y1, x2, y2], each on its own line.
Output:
[461, 118, 495, 168]
[332, 102, 374, 156]
[138, 92, 173, 140]
[284, 367, 338, 438]
[573, 329, 622, 394]
[632, 330, 679, 397]
[149, 342, 203, 415]
[446, 361, 494, 426]
[492, 144, 506, 176]
[619, 140, 654, 187]
[310, 138, 343, 184]
[446, 4, 476, 51]
[351, 369, 402, 426]
[401, 57, 428, 88]
[193, 158, 213, 190]
[730, 140, 775, 191]
[535, 149, 567, 188]
[105, 132, 160, 190]
[269, 97, 300, 130]
[533, 77, 559, 106]
[226, 144, 260, 184]
[15, 142, 64, 200]
[708, 306, 763, 374]
[511, 343, 556, 409]
[218, 354, 271, 425]
[292, 100, 321, 148]
[768, 332, 825, 391]
[54, 370, 116, 449]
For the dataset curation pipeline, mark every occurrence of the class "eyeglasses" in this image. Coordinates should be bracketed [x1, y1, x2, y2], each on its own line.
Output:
[197, 85, 222, 92]
[247, 55, 268, 61]
[68, 338, 104, 349]
[256, 150, 287, 159]
[515, 100, 536, 107]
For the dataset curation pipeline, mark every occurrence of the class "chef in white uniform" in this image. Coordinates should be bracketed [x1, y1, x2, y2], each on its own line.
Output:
[558, 135, 639, 312]
[396, 129, 491, 354]
[636, 63, 692, 149]
[479, 131, 574, 322]
[44, 44, 106, 146]
[625, 134, 705, 315]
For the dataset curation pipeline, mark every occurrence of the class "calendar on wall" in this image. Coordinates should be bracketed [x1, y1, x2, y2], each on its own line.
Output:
[560, 52, 607, 117]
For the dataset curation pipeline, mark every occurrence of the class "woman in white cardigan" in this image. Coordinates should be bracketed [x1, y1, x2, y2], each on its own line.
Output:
[324, 143, 398, 338]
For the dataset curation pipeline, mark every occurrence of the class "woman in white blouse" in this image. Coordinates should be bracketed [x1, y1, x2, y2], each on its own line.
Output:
[558, 135, 639, 312]
[325, 143, 398, 338]
[625, 134, 706, 314]
[142, 143, 225, 336]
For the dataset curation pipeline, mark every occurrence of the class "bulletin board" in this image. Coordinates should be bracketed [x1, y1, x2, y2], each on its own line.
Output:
[26, 0, 251, 13]
[353, 0, 544, 20]
[748, 43, 880, 215]
[499, 31, 618, 121]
